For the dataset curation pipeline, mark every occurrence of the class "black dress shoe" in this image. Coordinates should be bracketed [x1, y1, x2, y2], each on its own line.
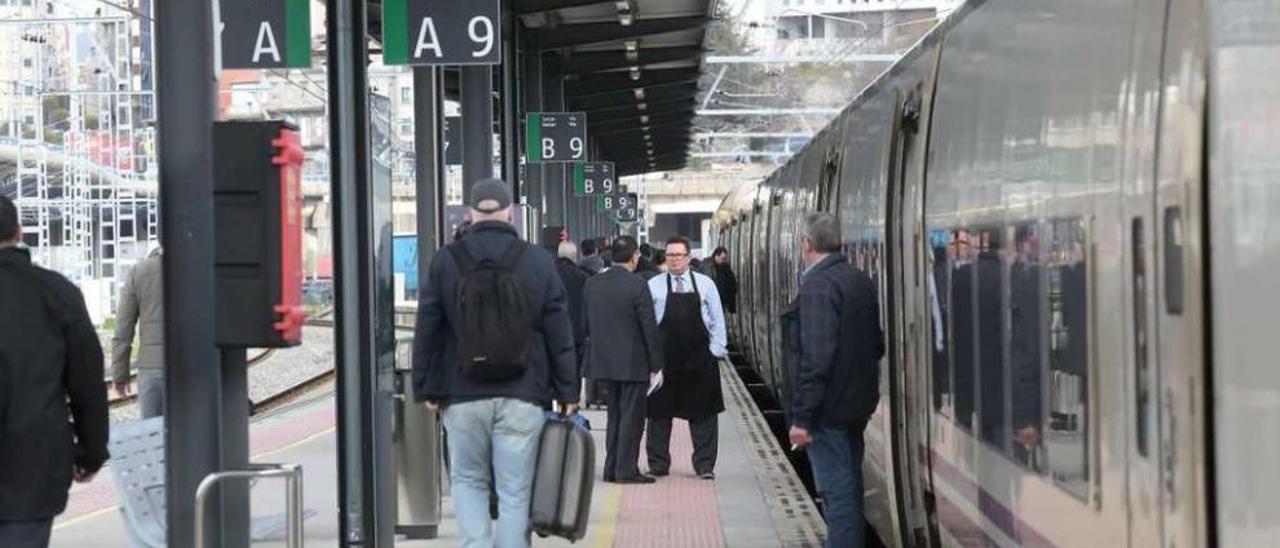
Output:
[648, 469, 669, 477]
[697, 471, 716, 480]
[615, 475, 657, 484]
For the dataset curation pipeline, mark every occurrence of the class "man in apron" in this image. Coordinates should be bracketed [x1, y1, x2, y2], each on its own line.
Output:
[646, 237, 728, 480]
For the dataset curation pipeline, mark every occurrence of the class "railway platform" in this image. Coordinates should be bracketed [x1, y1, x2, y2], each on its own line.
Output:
[50, 361, 824, 548]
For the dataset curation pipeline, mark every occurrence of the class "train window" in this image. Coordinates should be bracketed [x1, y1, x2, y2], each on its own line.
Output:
[929, 230, 952, 415]
[1046, 219, 1090, 498]
[1009, 223, 1045, 471]
[976, 227, 1007, 449]
[950, 228, 976, 432]
[1163, 206, 1185, 315]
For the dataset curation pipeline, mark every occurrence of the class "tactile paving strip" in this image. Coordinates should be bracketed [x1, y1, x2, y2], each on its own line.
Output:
[720, 361, 828, 548]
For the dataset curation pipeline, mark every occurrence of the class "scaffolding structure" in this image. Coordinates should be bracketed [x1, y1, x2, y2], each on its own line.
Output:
[0, 0, 158, 318]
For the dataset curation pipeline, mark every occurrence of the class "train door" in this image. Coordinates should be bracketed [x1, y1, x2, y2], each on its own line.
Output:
[1152, 2, 1208, 546]
[885, 84, 933, 548]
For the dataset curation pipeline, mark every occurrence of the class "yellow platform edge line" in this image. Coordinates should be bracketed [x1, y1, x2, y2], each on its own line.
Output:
[54, 424, 337, 531]
[591, 482, 624, 548]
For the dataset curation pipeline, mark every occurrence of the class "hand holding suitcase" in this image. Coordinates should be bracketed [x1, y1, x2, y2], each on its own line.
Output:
[531, 413, 596, 541]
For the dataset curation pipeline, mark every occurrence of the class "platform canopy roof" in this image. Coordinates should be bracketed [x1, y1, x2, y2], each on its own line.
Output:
[368, 0, 714, 177]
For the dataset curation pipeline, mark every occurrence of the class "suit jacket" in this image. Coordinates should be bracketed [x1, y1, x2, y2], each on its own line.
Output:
[583, 267, 663, 382]
[112, 250, 164, 382]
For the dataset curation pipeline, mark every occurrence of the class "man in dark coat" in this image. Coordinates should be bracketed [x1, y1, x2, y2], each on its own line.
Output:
[784, 212, 885, 548]
[584, 236, 664, 483]
[0, 195, 109, 547]
[709, 246, 739, 314]
[646, 236, 728, 480]
[413, 179, 579, 547]
[633, 243, 659, 280]
[578, 238, 604, 274]
[555, 241, 591, 376]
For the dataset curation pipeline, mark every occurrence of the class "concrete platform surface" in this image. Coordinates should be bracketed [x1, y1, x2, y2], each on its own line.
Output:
[52, 363, 824, 547]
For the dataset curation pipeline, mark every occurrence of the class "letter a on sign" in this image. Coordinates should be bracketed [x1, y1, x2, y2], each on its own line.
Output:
[414, 18, 443, 59]
[253, 22, 282, 63]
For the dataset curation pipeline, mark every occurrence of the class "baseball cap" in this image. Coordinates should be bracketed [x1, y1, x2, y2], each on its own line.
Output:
[469, 178, 513, 213]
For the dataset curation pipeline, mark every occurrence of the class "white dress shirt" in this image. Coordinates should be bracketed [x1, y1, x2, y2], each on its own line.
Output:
[648, 270, 728, 358]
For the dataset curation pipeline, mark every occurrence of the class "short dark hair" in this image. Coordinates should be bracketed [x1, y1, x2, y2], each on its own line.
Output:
[611, 235, 639, 264]
[580, 238, 597, 256]
[712, 246, 728, 258]
[0, 195, 18, 242]
[639, 243, 653, 260]
[664, 236, 692, 254]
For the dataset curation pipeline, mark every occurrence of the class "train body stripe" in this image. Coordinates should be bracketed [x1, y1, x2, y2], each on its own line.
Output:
[924, 444, 1058, 547]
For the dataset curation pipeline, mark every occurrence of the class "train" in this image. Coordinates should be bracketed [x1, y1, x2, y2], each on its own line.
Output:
[714, 0, 1279, 546]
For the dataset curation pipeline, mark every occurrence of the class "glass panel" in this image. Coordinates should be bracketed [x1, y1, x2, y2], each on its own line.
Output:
[929, 230, 952, 415]
[1046, 219, 1089, 497]
[977, 227, 1008, 449]
[951, 228, 976, 431]
[1009, 223, 1045, 470]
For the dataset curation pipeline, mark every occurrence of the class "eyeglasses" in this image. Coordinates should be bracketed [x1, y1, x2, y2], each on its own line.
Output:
[667, 253, 689, 258]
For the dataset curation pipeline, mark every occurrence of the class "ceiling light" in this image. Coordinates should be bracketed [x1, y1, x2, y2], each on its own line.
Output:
[633, 88, 645, 100]
[630, 67, 641, 81]
[637, 102, 648, 111]
[640, 115, 649, 124]
[616, 1, 635, 26]
[625, 40, 639, 62]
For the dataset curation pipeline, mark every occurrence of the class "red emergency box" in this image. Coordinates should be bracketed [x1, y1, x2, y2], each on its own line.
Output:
[213, 120, 307, 348]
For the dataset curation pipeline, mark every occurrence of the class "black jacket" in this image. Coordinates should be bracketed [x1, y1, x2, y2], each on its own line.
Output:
[412, 222, 580, 407]
[583, 267, 664, 382]
[555, 257, 591, 352]
[0, 247, 109, 519]
[782, 254, 885, 430]
[711, 263, 739, 313]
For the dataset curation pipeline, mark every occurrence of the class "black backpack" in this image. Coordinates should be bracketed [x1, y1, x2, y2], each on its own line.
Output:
[448, 240, 536, 382]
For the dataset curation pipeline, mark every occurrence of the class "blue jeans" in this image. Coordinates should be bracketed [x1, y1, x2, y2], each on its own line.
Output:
[808, 426, 866, 548]
[442, 398, 546, 548]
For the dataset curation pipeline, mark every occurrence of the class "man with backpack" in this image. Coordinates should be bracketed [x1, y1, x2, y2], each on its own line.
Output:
[412, 178, 580, 547]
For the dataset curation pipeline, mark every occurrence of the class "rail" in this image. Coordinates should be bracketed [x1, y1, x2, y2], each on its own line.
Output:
[194, 463, 304, 548]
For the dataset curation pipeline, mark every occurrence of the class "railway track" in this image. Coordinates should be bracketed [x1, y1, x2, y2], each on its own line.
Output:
[108, 311, 412, 416]
[107, 348, 278, 409]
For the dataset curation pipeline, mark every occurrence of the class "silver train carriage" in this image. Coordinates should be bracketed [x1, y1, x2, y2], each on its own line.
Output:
[715, 0, 1280, 546]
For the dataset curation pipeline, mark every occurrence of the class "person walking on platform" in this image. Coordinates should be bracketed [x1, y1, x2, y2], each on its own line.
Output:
[555, 241, 591, 379]
[708, 246, 739, 315]
[412, 179, 580, 548]
[0, 195, 109, 548]
[783, 213, 885, 548]
[645, 236, 728, 480]
[584, 236, 664, 484]
[111, 246, 165, 418]
[578, 238, 604, 274]
[634, 242, 660, 280]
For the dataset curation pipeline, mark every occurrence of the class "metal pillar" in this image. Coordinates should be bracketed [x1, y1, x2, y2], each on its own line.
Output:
[154, 0, 219, 542]
[327, 0, 395, 543]
[220, 349, 250, 547]
[499, 0, 520, 194]
[460, 66, 494, 200]
[522, 49, 544, 223]
[542, 54, 566, 229]
[414, 67, 446, 264]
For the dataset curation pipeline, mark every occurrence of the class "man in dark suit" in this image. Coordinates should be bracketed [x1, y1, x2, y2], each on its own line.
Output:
[584, 235, 664, 484]
[784, 212, 885, 548]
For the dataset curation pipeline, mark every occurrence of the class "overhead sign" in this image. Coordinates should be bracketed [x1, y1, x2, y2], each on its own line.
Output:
[382, 0, 501, 65]
[596, 194, 617, 213]
[573, 162, 616, 197]
[616, 205, 639, 223]
[219, 0, 312, 69]
[526, 113, 587, 163]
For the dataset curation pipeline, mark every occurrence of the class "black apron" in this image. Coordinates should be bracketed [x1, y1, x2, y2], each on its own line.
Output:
[647, 273, 725, 420]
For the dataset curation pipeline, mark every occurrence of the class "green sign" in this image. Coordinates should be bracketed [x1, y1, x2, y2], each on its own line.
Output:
[383, 0, 501, 65]
[573, 162, 616, 197]
[220, 0, 311, 69]
[526, 113, 587, 163]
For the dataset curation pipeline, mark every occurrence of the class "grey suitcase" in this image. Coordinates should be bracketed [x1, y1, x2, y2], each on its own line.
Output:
[530, 414, 595, 541]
